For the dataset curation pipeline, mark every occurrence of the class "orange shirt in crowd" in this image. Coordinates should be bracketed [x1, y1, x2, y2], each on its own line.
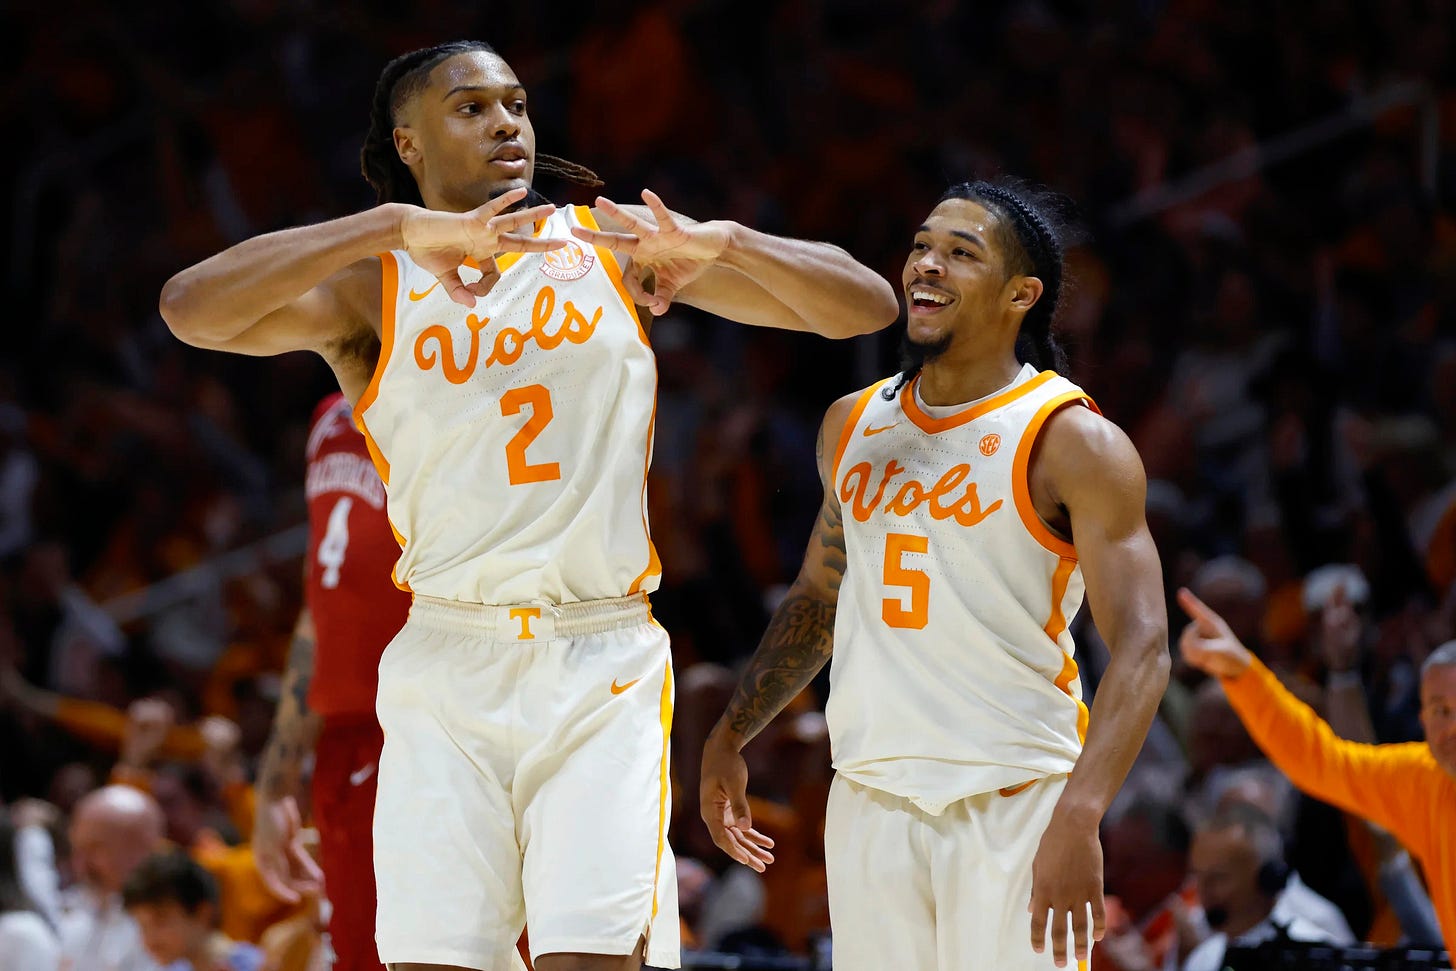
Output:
[1222, 657, 1456, 955]
[54, 696, 204, 760]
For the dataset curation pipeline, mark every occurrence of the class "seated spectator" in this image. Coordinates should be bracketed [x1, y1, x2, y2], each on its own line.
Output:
[1098, 796, 1198, 971]
[1178, 588, 1456, 955]
[123, 849, 263, 971]
[59, 785, 166, 971]
[1183, 803, 1346, 971]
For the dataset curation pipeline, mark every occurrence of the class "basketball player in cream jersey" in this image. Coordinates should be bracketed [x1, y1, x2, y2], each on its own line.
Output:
[701, 180, 1170, 971]
[158, 39, 896, 971]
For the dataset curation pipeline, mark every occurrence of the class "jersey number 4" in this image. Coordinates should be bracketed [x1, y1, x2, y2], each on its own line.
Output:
[502, 384, 562, 485]
[317, 496, 353, 589]
[883, 532, 929, 629]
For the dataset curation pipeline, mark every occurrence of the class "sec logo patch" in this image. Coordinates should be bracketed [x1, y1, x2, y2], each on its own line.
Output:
[540, 241, 596, 281]
[979, 433, 1001, 456]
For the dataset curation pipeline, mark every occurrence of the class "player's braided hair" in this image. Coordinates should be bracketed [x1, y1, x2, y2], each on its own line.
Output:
[888, 177, 1077, 398]
[360, 40, 602, 208]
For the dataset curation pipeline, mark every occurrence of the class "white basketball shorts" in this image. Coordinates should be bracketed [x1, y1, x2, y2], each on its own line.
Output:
[373, 593, 680, 969]
[825, 772, 1088, 971]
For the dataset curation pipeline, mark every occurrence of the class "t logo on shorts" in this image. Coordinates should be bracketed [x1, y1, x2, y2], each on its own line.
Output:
[510, 607, 542, 640]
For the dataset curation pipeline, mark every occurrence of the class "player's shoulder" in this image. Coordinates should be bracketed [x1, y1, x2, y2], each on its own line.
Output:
[823, 375, 899, 428]
[1038, 401, 1145, 490]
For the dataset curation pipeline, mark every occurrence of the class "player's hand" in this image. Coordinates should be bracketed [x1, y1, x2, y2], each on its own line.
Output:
[699, 734, 775, 873]
[1176, 588, 1254, 679]
[400, 188, 568, 308]
[571, 189, 731, 316]
[253, 795, 324, 904]
[120, 698, 175, 769]
[1029, 805, 1106, 967]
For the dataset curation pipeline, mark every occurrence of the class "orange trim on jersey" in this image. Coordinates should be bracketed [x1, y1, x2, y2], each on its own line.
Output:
[998, 779, 1037, 798]
[900, 369, 1058, 434]
[353, 252, 399, 425]
[493, 217, 549, 274]
[1043, 555, 1077, 643]
[1054, 653, 1090, 745]
[832, 381, 889, 483]
[651, 655, 674, 919]
[628, 374, 662, 594]
[575, 205, 648, 345]
[1011, 389, 1101, 558]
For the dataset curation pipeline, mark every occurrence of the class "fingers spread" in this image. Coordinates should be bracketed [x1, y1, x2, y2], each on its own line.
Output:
[570, 226, 640, 254]
[640, 189, 678, 231]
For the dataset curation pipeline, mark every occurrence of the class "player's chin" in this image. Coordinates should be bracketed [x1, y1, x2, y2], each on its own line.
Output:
[486, 176, 535, 207]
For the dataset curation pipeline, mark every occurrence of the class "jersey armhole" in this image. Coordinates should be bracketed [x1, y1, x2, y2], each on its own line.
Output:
[1011, 391, 1102, 559]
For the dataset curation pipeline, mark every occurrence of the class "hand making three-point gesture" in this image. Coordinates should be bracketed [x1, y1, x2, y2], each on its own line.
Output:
[572, 189, 732, 317]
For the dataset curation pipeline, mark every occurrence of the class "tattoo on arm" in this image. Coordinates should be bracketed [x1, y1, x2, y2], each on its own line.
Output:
[724, 487, 848, 743]
[257, 620, 321, 799]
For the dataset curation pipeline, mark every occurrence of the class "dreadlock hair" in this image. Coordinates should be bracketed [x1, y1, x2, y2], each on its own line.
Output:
[360, 41, 603, 209]
[888, 177, 1079, 399]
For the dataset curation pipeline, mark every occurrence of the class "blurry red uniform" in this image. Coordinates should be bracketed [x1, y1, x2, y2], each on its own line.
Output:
[304, 393, 410, 971]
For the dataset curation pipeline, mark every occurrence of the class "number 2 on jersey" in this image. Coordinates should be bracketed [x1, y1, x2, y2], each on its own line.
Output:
[502, 384, 562, 485]
[883, 532, 929, 629]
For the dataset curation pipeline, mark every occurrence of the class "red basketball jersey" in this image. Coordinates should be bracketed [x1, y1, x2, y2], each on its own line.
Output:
[303, 393, 410, 718]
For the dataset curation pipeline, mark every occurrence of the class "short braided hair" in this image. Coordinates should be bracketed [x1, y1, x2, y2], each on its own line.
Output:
[889, 177, 1079, 397]
[360, 41, 601, 207]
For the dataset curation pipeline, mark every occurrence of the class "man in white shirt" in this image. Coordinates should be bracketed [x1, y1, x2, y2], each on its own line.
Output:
[57, 786, 164, 971]
[1183, 804, 1347, 971]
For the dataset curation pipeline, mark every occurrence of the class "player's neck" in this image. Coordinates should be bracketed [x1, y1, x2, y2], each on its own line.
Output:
[917, 352, 1023, 408]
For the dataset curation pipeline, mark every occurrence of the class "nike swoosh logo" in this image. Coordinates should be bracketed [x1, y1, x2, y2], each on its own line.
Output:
[348, 763, 377, 787]
[408, 282, 439, 301]
[864, 423, 899, 436]
[610, 677, 642, 695]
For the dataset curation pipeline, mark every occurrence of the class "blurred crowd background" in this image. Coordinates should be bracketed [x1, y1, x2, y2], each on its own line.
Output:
[1, 0, 1455, 968]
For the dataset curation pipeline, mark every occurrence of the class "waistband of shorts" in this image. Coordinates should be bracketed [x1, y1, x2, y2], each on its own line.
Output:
[407, 592, 652, 641]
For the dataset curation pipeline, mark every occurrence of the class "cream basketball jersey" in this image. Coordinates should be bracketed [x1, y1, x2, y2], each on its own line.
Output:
[354, 205, 659, 605]
[826, 363, 1098, 813]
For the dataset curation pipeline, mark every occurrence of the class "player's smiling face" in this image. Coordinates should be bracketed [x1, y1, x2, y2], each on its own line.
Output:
[901, 198, 1034, 354]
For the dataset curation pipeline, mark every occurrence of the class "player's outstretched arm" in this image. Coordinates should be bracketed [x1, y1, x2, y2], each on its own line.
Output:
[699, 394, 856, 870]
[1027, 406, 1170, 969]
[159, 189, 566, 357]
[576, 190, 898, 336]
[253, 608, 325, 904]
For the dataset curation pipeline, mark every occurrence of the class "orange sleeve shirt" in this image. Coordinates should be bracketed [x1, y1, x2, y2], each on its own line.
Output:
[1222, 657, 1456, 955]
[53, 697, 205, 760]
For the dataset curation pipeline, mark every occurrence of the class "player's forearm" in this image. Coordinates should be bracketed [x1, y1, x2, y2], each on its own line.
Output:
[257, 614, 323, 801]
[709, 586, 837, 751]
[715, 225, 899, 337]
[256, 715, 321, 802]
[159, 204, 407, 345]
[1059, 624, 1169, 820]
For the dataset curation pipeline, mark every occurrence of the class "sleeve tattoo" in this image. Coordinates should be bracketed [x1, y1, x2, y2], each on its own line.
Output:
[724, 421, 848, 742]
[257, 619, 321, 798]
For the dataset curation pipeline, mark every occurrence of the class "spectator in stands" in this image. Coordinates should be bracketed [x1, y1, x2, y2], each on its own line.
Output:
[1183, 804, 1346, 971]
[123, 849, 264, 971]
[59, 785, 165, 971]
[1179, 588, 1456, 955]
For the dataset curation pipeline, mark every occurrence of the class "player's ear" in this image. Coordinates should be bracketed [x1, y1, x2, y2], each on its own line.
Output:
[1009, 275, 1043, 313]
[394, 126, 421, 166]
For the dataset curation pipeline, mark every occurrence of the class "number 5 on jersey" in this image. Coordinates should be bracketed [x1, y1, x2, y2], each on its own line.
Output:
[883, 532, 929, 629]
[502, 384, 561, 485]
